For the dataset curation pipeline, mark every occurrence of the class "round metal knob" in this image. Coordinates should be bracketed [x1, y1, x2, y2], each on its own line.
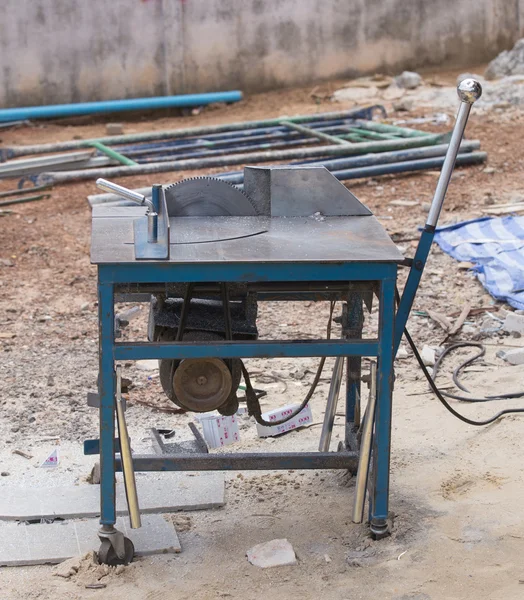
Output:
[457, 78, 482, 104]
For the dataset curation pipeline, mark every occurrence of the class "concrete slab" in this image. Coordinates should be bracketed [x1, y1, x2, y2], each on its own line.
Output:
[0, 472, 224, 521]
[0, 514, 180, 567]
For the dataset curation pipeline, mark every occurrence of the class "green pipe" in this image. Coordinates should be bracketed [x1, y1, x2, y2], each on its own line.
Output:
[353, 120, 434, 138]
[87, 142, 138, 166]
[280, 120, 350, 146]
[341, 127, 398, 141]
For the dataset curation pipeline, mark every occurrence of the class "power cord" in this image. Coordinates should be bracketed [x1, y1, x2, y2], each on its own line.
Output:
[404, 327, 524, 426]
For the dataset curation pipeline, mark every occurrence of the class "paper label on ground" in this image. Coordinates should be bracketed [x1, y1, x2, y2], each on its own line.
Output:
[256, 403, 313, 437]
[39, 446, 60, 468]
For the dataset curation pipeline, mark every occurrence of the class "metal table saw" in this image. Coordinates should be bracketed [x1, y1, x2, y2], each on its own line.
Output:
[86, 80, 481, 565]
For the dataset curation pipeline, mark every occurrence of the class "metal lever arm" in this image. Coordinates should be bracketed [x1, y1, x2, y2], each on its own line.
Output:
[96, 178, 155, 213]
[426, 79, 482, 228]
[394, 79, 482, 352]
[96, 178, 159, 244]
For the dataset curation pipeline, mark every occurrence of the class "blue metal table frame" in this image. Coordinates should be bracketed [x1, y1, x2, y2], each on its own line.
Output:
[96, 259, 397, 535]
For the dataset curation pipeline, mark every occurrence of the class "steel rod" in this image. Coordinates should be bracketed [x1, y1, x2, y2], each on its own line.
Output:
[115, 366, 142, 529]
[116, 452, 360, 472]
[0, 184, 53, 199]
[318, 356, 345, 451]
[0, 193, 51, 207]
[352, 361, 377, 523]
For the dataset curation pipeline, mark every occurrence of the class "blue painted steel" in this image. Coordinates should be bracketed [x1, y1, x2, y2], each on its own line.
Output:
[98, 262, 397, 285]
[370, 277, 396, 526]
[345, 293, 364, 426]
[114, 339, 380, 361]
[95, 257, 399, 531]
[151, 186, 160, 213]
[394, 228, 435, 352]
[84, 438, 121, 455]
[98, 279, 116, 526]
[0, 92, 243, 122]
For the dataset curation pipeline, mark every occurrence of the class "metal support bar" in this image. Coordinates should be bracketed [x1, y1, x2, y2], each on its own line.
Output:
[116, 452, 359, 472]
[98, 280, 116, 526]
[370, 279, 396, 536]
[318, 356, 344, 451]
[114, 339, 380, 361]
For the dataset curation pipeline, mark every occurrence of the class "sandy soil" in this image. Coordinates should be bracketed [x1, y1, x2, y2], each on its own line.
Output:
[1, 66, 524, 600]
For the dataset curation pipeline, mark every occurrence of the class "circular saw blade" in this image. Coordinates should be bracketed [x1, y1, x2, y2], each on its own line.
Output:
[164, 177, 259, 216]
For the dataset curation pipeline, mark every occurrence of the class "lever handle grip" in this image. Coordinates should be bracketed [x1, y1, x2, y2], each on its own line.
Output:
[426, 78, 482, 228]
[96, 178, 154, 212]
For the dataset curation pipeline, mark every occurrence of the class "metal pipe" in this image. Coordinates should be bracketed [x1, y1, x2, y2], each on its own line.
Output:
[353, 119, 434, 138]
[0, 91, 243, 123]
[0, 150, 94, 178]
[86, 142, 481, 206]
[115, 366, 141, 529]
[426, 79, 482, 228]
[280, 120, 350, 145]
[318, 356, 345, 452]
[352, 361, 377, 524]
[88, 142, 138, 166]
[37, 135, 446, 185]
[4, 107, 384, 158]
[113, 118, 361, 156]
[324, 151, 486, 183]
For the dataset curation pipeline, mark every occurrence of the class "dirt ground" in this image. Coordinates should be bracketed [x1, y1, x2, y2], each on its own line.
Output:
[1, 66, 524, 600]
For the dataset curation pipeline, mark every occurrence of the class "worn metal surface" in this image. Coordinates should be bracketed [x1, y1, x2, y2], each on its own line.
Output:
[243, 166, 371, 217]
[116, 452, 359, 472]
[91, 215, 403, 265]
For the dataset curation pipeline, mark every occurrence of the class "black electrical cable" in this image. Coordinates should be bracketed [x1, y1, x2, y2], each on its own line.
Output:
[404, 327, 524, 426]
[394, 286, 524, 425]
[242, 300, 336, 427]
[431, 341, 524, 401]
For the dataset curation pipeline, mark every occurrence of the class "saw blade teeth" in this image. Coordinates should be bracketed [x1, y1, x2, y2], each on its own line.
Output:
[163, 175, 259, 216]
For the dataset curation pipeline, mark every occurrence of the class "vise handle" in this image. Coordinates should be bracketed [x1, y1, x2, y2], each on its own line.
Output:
[96, 178, 159, 244]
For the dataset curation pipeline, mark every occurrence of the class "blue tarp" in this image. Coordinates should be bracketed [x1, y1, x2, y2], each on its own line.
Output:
[434, 216, 524, 310]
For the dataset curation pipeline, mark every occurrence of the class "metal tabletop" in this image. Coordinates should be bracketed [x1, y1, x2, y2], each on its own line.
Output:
[91, 206, 403, 265]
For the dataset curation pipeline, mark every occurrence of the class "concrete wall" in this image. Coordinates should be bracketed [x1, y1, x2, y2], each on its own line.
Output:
[0, 0, 520, 107]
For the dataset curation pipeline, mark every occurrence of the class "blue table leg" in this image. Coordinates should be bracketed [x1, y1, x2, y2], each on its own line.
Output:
[370, 277, 396, 538]
[98, 278, 116, 527]
[345, 293, 363, 451]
